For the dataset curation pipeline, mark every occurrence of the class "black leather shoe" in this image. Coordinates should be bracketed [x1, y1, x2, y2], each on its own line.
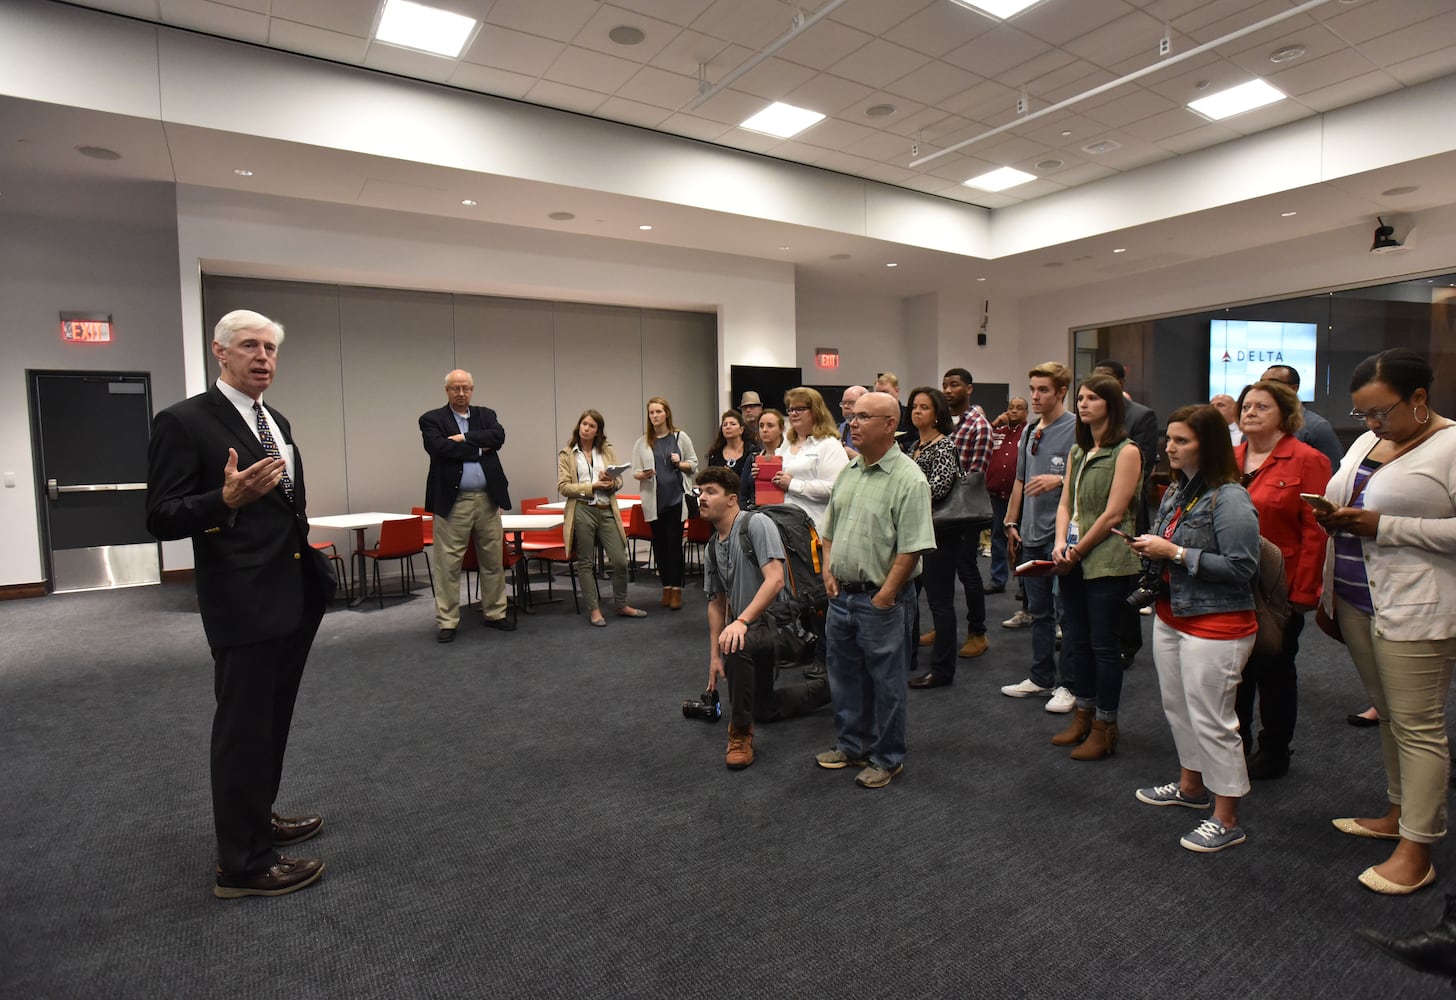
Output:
[1347, 712, 1379, 728]
[983, 584, 1005, 595]
[1247, 746, 1291, 780]
[483, 617, 517, 632]
[909, 671, 952, 689]
[272, 812, 324, 846]
[214, 856, 324, 899]
[1358, 893, 1456, 979]
[437, 628, 456, 643]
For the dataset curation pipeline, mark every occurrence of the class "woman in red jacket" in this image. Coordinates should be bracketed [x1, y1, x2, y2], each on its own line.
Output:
[1233, 379, 1332, 778]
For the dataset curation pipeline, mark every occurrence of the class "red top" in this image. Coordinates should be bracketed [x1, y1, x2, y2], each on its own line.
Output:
[986, 421, 1025, 499]
[1234, 433, 1332, 608]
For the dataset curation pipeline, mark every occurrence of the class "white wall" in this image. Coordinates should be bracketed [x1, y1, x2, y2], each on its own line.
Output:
[794, 289, 909, 389]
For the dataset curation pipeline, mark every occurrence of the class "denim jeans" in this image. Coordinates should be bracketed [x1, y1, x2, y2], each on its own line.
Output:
[1060, 567, 1137, 719]
[826, 583, 914, 770]
[1022, 539, 1069, 689]
[989, 494, 1010, 589]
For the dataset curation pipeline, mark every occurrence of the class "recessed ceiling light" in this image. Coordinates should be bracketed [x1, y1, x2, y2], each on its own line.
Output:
[1269, 45, 1306, 64]
[1035, 158, 1063, 170]
[548, 211, 575, 221]
[639, 224, 653, 231]
[1112, 248, 1127, 253]
[1060, 130, 1072, 137]
[1280, 211, 1297, 217]
[233, 168, 254, 177]
[1382, 185, 1419, 197]
[608, 25, 645, 46]
[374, 0, 478, 58]
[1188, 79, 1286, 121]
[976, 276, 987, 282]
[885, 262, 898, 268]
[76, 145, 121, 160]
[778, 245, 791, 251]
[461, 199, 476, 206]
[948, 0, 1044, 18]
[964, 166, 1036, 192]
[1081, 139, 1121, 155]
[740, 102, 825, 139]
[865, 103, 897, 118]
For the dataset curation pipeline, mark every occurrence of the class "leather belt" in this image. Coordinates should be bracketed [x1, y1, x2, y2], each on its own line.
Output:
[838, 580, 882, 594]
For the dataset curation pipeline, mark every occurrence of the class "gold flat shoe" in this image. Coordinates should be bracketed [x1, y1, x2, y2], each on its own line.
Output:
[1332, 817, 1401, 841]
[1358, 865, 1435, 895]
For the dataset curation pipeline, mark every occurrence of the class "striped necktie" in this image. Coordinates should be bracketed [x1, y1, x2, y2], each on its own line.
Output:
[253, 401, 295, 501]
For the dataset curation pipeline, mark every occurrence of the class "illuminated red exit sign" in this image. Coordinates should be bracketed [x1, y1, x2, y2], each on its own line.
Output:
[815, 347, 840, 370]
[61, 312, 113, 343]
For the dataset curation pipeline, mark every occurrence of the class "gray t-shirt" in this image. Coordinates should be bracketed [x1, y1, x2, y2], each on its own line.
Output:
[1013, 410, 1076, 547]
[704, 511, 785, 617]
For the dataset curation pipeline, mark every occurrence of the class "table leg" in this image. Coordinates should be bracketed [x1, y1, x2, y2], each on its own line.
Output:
[348, 526, 368, 608]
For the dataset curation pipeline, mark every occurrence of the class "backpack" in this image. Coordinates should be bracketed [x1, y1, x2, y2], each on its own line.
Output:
[704, 506, 826, 662]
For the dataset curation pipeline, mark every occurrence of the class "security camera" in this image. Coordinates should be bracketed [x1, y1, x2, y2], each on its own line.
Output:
[1370, 216, 1406, 255]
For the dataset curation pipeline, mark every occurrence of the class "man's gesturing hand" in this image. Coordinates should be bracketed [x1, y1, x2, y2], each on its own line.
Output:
[222, 448, 286, 509]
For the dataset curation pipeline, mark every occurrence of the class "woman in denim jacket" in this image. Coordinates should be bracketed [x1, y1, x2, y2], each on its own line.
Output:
[1129, 404, 1260, 854]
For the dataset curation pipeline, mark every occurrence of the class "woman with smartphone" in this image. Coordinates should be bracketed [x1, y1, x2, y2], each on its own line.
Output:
[1129, 404, 1260, 854]
[1232, 380, 1331, 779]
[1049, 374, 1143, 759]
[1317, 349, 1456, 895]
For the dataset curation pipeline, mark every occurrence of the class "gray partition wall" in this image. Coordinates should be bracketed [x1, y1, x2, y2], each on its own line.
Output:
[200, 276, 717, 522]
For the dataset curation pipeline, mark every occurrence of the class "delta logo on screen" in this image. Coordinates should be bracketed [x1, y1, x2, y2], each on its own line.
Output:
[1209, 319, 1316, 401]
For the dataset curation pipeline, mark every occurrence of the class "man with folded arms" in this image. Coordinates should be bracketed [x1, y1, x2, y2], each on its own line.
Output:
[146, 309, 334, 899]
[814, 391, 934, 789]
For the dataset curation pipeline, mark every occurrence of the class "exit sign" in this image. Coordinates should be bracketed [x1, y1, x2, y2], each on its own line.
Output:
[815, 347, 840, 370]
[60, 312, 113, 343]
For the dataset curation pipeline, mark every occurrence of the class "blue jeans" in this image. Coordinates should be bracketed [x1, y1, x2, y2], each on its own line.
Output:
[989, 495, 1010, 588]
[1022, 539, 1069, 690]
[826, 584, 914, 770]
[1060, 567, 1137, 719]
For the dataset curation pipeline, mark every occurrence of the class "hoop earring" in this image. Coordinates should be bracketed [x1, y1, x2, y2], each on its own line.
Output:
[1415, 403, 1431, 424]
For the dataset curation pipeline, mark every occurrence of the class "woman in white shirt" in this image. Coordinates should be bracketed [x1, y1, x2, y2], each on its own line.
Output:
[557, 409, 646, 627]
[773, 387, 849, 530]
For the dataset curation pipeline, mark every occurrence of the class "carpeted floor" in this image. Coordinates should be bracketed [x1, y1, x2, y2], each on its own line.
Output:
[1, 565, 1450, 998]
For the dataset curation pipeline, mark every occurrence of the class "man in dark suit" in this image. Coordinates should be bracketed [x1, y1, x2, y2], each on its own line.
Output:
[421, 370, 514, 642]
[146, 309, 335, 899]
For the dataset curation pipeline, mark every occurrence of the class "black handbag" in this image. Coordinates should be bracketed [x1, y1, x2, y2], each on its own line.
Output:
[675, 432, 700, 518]
[932, 471, 993, 529]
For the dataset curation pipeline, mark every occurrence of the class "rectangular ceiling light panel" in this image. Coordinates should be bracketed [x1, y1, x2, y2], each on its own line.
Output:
[964, 166, 1037, 191]
[740, 102, 826, 139]
[948, 0, 1045, 18]
[1187, 79, 1286, 121]
[375, 0, 478, 58]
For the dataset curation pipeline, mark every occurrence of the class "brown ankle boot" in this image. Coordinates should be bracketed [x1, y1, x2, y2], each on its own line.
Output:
[1051, 707, 1094, 746]
[1071, 719, 1119, 760]
[669, 587, 683, 610]
[725, 724, 754, 769]
[660, 587, 671, 607]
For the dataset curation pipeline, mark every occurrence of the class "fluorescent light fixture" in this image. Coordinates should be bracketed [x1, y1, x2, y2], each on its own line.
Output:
[963, 166, 1036, 192]
[1188, 79, 1285, 121]
[375, 0, 477, 58]
[740, 102, 825, 139]
[948, 0, 1044, 18]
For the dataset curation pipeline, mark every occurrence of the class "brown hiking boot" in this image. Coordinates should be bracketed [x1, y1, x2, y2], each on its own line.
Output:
[725, 724, 754, 770]
[919, 630, 936, 646]
[958, 633, 989, 658]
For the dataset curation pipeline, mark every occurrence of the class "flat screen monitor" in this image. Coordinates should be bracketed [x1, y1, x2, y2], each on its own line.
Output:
[1209, 319, 1316, 402]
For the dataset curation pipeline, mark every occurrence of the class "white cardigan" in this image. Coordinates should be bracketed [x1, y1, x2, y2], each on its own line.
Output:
[1320, 426, 1456, 640]
[631, 430, 698, 523]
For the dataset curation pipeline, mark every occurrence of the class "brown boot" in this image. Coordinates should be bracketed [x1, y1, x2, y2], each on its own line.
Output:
[660, 587, 671, 607]
[1051, 707, 1094, 746]
[669, 587, 683, 610]
[1071, 719, 1119, 760]
[725, 724, 754, 770]
[958, 632, 989, 658]
[919, 630, 936, 647]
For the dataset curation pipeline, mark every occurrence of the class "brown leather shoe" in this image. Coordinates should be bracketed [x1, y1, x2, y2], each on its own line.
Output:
[661, 587, 671, 607]
[725, 724, 754, 769]
[1070, 719, 1119, 760]
[909, 671, 952, 689]
[214, 856, 324, 899]
[918, 630, 935, 647]
[958, 633, 989, 658]
[1051, 707, 1094, 746]
[272, 812, 324, 846]
[669, 587, 683, 610]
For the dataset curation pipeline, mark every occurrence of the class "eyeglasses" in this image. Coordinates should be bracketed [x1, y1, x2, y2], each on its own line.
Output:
[1349, 400, 1405, 423]
[1030, 428, 1044, 455]
[785, 406, 810, 415]
[848, 412, 894, 423]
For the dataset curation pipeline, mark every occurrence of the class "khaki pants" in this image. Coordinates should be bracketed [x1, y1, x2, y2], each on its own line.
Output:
[433, 490, 505, 627]
[572, 503, 628, 613]
[1337, 599, 1456, 844]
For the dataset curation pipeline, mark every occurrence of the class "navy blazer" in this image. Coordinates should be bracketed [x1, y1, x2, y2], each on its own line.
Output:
[420, 404, 512, 516]
[146, 385, 334, 649]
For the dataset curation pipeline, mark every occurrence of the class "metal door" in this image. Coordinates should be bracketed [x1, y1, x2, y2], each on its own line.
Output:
[30, 371, 159, 592]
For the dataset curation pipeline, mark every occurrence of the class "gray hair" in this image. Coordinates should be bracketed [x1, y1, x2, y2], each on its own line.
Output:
[214, 309, 284, 347]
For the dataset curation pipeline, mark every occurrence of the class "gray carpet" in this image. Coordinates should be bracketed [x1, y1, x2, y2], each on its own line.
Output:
[1, 566, 1451, 999]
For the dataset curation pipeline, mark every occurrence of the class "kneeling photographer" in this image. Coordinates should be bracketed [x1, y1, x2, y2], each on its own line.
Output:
[698, 467, 830, 770]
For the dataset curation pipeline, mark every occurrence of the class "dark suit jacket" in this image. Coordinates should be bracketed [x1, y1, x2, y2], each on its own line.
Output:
[420, 404, 512, 516]
[1125, 399, 1158, 485]
[146, 385, 333, 649]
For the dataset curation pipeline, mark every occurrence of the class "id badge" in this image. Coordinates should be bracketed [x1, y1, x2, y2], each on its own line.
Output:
[1066, 522, 1079, 548]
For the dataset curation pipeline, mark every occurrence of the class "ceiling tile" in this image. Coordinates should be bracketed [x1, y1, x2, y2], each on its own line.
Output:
[691, 0, 796, 50]
[942, 25, 1051, 79]
[1014, 0, 1136, 47]
[1022, 57, 1109, 102]
[1216, 99, 1313, 136]
[776, 18, 874, 72]
[882, 106, 963, 139]
[1359, 10, 1456, 68]
[69, 0, 161, 16]
[1119, 106, 1208, 143]
[268, 19, 368, 64]
[1142, 55, 1258, 105]
[158, 0, 267, 42]
[1294, 70, 1400, 112]
[713, 128, 779, 153]
[884, 2, 997, 58]
[844, 129, 920, 162]
[1037, 67, 1119, 106]
[797, 117, 878, 150]
[267, 0, 374, 36]
[653, 30, 747, 77]
[1155, 121, 1242, 154]
[593, 96, 674, 129]
[728, 56, 819, 101]
[463, 26, 564, 76]
[544, 45, 643, 92]
[692, 88, 769, 126]
[1385, 46, 1456, 87]
[1172, 0, 1300, 40]
[814, 150, 882, 176]
[1042, 161, 1116, 186]
[840, 91, 928, 127]
[486, 0, 601, 44]
[617, 65, 701, 107]
[363, 43, 457, 83]
[1323, 0, 1455, 44]
[1224, 23, 1348, 74]
[883, 60, 983, 105]
[769, 139, 836, 165]
[826, 38, 932, 90]
[784, 73, 876, 116]
[447, 62, 537, 100]
[658, 111, 733, 142]
[858, 162, 920, 185]
[1063, 10, 1168, 69]
[524, 79, 609, 115]
[940, 79, 1018, 121]
[572, 5, 681, 64]
[1267, 49, 1382, 98]
[830, 0, 935, 36]
[617, 0, 717, 29]
[997, 47, 1080, 89]
[1081, 88, 1180, 129]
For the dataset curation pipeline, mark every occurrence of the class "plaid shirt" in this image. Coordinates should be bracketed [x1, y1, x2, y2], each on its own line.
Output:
[951, 407, 993, 475]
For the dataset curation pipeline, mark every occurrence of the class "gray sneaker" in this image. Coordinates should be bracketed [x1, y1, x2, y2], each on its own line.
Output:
[855, 762, 903, 788]
[1001, 678, 1052, 698]
[816, 747, 867, 770]
[1002, 609, 1033, 629]
[1135, 782, 1212, 809]
[1180, 819, 1247, 853]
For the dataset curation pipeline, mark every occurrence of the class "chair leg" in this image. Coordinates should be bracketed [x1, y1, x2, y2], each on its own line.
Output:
[374, 560, 383, 609]
[423, 552, 434, 596]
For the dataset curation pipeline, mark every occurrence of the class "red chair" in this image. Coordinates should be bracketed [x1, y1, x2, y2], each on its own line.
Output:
[625, 502, 654, 580]
[683, 516, 713, 574]
[520, 496, 550, 513]
[410, 506, 434, 546]
[310, 540, 350, 602]
[518, 520, 579, 612]
[358, 516, 433, 608]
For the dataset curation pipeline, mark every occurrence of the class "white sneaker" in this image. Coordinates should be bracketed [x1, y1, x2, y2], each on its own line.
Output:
[1045, 686, 1076, 713]
[1001, 678, 1052, 698]
[1002, 610, 1033, 629]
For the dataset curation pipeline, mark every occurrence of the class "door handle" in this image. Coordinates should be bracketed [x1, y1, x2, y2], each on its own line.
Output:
[48, 479, 58, 500]
[48, 481, 147, 498]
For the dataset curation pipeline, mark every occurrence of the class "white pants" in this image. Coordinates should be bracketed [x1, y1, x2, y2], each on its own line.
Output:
[1152, 618, 1255, 798]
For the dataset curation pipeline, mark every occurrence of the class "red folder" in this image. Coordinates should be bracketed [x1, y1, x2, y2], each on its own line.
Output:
[755, 456, 785, 505]
[1013, 559, 1059, 577]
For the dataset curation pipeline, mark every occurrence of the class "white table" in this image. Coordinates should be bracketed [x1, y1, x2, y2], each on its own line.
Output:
[535, 498, 639, 512]
[500, 514, 566, 612]
[309, 512, 416, 606]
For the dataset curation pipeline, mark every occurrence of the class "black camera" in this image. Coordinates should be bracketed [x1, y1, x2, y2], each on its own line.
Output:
[1126, 560, 1164, 610]
[682, 688, 721, 722]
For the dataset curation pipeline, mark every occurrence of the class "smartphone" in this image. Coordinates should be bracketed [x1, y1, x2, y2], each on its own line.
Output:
[1300, 493, 1336, 515]
[1109, 527, 1133, 540]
